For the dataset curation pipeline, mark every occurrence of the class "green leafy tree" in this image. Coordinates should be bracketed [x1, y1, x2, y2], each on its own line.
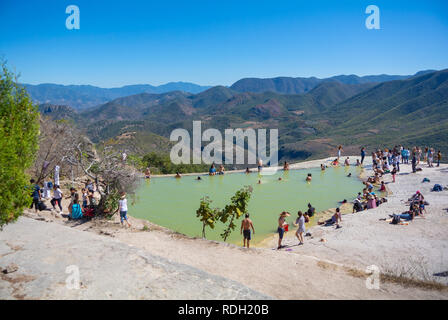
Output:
[195, 196, 220, 238]
[219, 186, 253, 241]
[195, 186, 253, 241]
[0, 62, 40, 228]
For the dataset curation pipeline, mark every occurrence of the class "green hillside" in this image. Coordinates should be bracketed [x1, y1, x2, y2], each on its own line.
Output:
[40, 70, 448, 163]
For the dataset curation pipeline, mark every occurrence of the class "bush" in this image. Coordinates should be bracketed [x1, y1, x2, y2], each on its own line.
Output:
[0, 62, 40, 228]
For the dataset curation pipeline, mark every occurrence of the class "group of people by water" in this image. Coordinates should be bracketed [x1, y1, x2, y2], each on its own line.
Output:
[271, 144, 442, 249]
[30, 143, 442, 245]
[28, 178, 132, 227]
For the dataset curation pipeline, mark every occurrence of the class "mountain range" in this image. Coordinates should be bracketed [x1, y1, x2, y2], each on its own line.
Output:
[37, 69, 448, 163]
[26, 70, 435, 110]
[25, 82, 212, 110]
[229, 70, 436, 94]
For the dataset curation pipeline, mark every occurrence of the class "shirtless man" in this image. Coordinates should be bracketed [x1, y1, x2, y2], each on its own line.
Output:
[240, 214, 255, 248]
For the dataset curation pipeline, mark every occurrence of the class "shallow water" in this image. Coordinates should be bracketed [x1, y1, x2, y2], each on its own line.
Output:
[130, 166, 364, 245]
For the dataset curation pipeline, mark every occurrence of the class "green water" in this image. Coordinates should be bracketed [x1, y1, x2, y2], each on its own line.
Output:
[130, 166, 364, 245]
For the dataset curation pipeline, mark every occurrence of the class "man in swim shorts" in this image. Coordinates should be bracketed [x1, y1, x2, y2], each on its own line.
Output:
[240, 213, 255, 248]
[277, 212, 289, 249]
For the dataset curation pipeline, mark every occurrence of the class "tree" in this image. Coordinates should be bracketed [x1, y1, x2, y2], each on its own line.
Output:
[0, 62, 40, 228]
[65, 138, 141, 214]
[219, 186, 253, 241]
[196, 196, 220, 238]
[31, 117, 80, 184]
[195, 186, 253, 241]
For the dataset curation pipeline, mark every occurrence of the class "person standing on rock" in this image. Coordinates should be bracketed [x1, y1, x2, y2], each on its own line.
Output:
[293, 211, 305, 245]
[29, 179, 41, 212]
[277, 212, 289, 249]
[118, 192, 131, 228]
[437, 150, 442, 167]
[360, 147, 366, 165]
[240, 213, 255, 248]
[337, 145, 343, 160]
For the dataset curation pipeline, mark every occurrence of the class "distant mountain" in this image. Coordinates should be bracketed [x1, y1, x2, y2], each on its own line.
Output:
[230, 70, 437, 94]
[24, 82, 212, 110]
[37, 69, 448, 163]
[283, 69, 448, 159]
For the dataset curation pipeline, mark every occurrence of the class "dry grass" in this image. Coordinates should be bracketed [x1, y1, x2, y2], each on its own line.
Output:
[316, 260, 338, 271]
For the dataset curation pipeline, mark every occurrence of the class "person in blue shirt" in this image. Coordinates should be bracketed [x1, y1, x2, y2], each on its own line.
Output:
[360, 147, 366, 165]
[209, 163, 217, 176]
[29, 179, 41, 212]
[68, 195, 83, 220]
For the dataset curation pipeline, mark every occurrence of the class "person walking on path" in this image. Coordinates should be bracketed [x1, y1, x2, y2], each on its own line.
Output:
[294, 211, 306, 245]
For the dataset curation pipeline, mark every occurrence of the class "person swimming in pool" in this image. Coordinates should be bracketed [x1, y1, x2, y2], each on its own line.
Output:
[344, 157, 350, 166]
[321, 164, 326, 171]
[306, 173, 312, 182]
[245, 167, 251, 174]
[283, 161, 290, 171]
[175, 172, 181, 178]
[197, 176, 202, 181]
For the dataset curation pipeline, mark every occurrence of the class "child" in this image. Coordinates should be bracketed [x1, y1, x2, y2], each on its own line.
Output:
[81, 188, 88, 208]
[419, 200, 427, 217]
[118, 192, 131, 228]
[294, 211, 306, 245]
[379, 181, 386, 192]
[391, 165, 397, 183]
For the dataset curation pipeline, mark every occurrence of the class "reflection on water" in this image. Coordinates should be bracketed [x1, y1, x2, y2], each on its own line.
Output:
[130, 166, 364, 244]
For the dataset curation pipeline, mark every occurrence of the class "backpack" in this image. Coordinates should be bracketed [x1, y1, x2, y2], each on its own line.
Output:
[432, 184, 443, 192]
[391, 214, 401, 225]
[38, 201, 47, 211]
[47, 181, 53, 189]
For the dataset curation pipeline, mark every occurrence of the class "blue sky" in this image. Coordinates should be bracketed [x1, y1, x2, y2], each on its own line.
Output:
[1, 0, 447, 87]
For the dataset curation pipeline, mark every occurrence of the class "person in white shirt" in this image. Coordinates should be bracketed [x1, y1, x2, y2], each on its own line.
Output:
[118, 192, 131, 228]
[294, 211, 306, 245]
[51, 185, 63, 212]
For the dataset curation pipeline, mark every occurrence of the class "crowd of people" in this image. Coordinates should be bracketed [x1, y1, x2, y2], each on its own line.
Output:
[346, 145, 440, 224]
[29, 144, 442, 246]
[28, 177, 132, 228]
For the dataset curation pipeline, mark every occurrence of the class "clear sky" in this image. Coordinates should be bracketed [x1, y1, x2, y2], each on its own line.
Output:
[1, 0, 447, 87]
